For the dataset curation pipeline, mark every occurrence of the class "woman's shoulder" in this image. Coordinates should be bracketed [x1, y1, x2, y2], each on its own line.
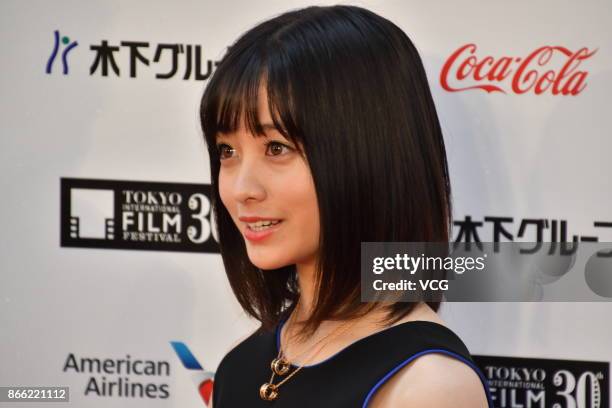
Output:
[367, 349, 490, 408]
[217, 325, 268, 366]
[212, 323, 274, 406]
[366, 306, 489, 408]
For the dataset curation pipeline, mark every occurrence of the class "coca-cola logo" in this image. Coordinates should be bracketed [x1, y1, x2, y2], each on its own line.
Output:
[440, 44, 597, 95]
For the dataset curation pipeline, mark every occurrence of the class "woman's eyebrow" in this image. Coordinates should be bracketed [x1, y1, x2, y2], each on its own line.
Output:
[215, 124, 287, 140]
[261, 123, 293, 141]
[260, 123, 277, 131]
[260, 123, 284, 136]
[216, 132, 232, 140]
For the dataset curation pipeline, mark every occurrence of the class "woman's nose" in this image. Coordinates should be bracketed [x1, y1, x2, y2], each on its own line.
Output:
[232, 160, 267, 203]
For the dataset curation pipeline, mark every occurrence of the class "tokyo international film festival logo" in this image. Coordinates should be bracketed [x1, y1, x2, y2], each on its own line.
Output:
[67, 187, 115, 240]
[46, 30, 78, 75]
[60, 178, 219, 253]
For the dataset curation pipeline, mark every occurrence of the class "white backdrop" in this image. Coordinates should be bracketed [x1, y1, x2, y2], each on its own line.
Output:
[1, 1, 610, 407]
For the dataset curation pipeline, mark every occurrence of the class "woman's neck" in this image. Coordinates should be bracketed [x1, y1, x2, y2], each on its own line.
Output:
[294, 259, 318, 321]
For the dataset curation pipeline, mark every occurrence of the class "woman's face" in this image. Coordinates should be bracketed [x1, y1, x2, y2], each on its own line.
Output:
[216, 87, 320, 270]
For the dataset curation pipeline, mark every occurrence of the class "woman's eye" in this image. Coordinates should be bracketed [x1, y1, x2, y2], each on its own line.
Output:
[216, 144, 235, 160]
[215, 141, 292, 160]
[266, 141, 291, 156]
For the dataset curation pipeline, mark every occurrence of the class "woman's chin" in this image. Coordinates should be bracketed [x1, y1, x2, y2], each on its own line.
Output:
[247, 254, 291, 271]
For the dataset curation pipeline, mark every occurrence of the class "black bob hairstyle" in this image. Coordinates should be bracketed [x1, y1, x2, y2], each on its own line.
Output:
[200, 5, 452, 338]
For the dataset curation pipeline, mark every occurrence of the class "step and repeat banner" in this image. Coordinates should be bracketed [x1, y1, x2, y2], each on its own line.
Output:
[1, 0, 610, 407]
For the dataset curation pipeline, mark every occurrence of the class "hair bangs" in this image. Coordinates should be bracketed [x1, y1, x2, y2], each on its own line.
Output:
[200, 47, 303, 156]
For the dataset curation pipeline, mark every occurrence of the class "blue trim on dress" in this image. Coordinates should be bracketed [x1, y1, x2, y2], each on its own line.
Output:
[361, 348, 494, 408]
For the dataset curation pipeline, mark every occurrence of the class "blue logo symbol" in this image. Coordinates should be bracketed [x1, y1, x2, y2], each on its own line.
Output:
[170, 341, 215, 406]
[46, 30, 78, 75]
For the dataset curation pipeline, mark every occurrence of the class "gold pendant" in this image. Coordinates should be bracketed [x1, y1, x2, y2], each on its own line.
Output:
[259, 383, 279, 400]
[271, 357, 291, 375]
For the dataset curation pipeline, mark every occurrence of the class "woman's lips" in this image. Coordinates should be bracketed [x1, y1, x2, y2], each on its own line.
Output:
[244, 220, 283, 242]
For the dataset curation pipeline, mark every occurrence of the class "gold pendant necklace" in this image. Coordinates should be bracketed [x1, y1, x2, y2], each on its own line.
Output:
[259, 310, 356, 401]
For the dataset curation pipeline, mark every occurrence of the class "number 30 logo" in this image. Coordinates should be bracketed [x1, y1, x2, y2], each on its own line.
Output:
[187, 193, 218, 244]
[553, 370, 602, 408]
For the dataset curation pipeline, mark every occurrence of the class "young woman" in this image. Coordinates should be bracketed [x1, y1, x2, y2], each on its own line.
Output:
[200, 5, 493, 407]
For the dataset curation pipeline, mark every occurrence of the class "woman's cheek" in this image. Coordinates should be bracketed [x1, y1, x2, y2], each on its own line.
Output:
[218, 171, 236, 219]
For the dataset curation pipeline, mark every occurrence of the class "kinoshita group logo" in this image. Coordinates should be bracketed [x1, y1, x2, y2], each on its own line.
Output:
[46, 29, 78, 75]
[171, 341, 215, 406]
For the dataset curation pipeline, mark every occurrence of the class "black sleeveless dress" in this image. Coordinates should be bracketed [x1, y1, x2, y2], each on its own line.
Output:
[212, 318, 493, 407]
